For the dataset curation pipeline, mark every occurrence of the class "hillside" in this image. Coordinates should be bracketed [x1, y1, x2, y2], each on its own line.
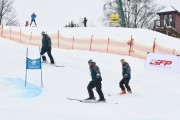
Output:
[0, 26, 180, 120]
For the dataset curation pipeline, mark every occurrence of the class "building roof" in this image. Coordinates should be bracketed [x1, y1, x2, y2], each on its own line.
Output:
[158, 6, 179, 14]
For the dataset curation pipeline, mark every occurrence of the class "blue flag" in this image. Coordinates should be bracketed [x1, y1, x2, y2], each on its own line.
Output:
[26, 58, 41, 69]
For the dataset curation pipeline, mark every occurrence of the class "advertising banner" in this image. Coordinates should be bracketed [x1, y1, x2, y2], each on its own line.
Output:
[144, 53, 178, 73]
[110, 14, 119, 24]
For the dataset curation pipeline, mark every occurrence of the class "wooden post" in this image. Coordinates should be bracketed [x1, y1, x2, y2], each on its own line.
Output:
[173, 49, 175, 55]
[90, 35, 93, 51]
[72, 36, 75, 49]
[128, 35, 133, 56]
[1, 25, 3, 37]
[107, 38, 110, 53]
[10, 26, 11, 40]
[20, 29, 22, 43]
[58, 30, 60, 48]
[30, 32, 32, 44]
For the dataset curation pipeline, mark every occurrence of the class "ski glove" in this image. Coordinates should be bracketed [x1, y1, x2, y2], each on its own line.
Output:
[96, 73, 101, 79]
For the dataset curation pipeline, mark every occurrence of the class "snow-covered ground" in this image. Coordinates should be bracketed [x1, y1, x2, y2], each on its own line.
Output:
[0, 27, 180, 120]
[1, 0, 179, 119]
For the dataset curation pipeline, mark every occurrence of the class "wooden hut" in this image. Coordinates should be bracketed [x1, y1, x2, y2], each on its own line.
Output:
[153, 6, 180, 38]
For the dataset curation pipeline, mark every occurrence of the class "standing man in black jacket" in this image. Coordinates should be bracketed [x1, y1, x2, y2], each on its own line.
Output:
[85, 59, 105, 102]
[40, 31, 55, 64]
[83, 17, 87, 27]
[119, 59, 132, 94]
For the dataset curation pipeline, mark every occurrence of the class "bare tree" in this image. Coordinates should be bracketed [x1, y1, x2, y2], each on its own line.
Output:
[103, 0, 165, 28]
[103, 1, 119, 26]
[0, 0, 19, 26]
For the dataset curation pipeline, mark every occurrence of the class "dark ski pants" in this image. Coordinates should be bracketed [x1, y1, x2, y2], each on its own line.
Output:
[40, 48, 54, 64]
[84, 23, 87, 27]
[87, 80, 104, 100]
[30, 19, 37, 26]
[119, 78, 131, 91]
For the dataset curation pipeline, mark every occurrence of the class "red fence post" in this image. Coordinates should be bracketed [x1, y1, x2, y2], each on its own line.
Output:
[90, 35, 93, 51]
[128, 45, 131, 56]
[128, 35, 133, 56]
[153, 38, 156, 53]
[107, 38, 110, 53]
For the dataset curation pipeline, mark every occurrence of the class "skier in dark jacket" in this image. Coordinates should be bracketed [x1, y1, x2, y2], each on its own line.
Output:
[85, 59, 105, 101]
[83, 17, 87, 27]
[30, 13, 37, 26]
[119, 59, 132, 94]
[40, 31, 55, 64]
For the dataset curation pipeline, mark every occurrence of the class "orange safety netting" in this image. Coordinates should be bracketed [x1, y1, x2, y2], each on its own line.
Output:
[0, 26, 179, 59]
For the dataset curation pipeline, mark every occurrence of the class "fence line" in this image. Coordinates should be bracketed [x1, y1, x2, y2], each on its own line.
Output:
[0, 26, 179, 59]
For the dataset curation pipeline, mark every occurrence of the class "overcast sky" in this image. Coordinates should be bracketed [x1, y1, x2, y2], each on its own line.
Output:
[156, 0, 180, 10]
[14, 0, 180, 27]
[14, 0, 105, 27]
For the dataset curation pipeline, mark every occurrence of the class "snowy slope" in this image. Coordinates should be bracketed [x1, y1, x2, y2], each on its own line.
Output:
[0, 30, 180, 120]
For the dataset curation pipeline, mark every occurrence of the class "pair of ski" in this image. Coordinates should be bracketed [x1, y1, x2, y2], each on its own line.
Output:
[67, 97, 105, 103]
[67, 97, 118, 104]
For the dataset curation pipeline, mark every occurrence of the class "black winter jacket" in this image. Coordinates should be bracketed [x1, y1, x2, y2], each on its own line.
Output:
[122, 62, 131, 79]
[89, 62, 102, 81]
[42, 34, 52, 50]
